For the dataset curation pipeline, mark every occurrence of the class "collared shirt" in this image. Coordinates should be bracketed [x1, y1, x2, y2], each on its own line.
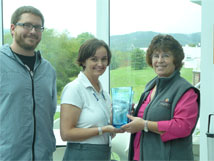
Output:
[61, 72, 111, 144]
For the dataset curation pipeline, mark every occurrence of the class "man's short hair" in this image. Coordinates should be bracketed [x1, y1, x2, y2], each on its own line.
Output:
[11, 6, 44, 26]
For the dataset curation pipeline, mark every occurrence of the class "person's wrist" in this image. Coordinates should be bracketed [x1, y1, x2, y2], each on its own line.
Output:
[98, 127, 103, 135]
[144, 120, 149, 132]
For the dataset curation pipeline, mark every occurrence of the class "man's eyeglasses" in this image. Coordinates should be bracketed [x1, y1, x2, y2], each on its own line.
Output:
[16, 23, 44, 32]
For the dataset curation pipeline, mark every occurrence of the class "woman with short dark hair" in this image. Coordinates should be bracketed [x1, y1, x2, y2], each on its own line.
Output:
[60, 38, 122, 161]
[122, 34, 200, 161]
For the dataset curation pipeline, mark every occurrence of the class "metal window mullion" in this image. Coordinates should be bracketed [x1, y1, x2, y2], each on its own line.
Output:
[0, 0, 3, 46]
[96, 0, 110, 93]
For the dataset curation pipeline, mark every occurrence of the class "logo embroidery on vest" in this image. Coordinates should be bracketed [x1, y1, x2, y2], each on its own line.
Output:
[160, 98, 171, 108]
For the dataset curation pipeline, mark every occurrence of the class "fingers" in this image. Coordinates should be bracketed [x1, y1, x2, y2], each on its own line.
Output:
[104, 125, 125, 133]
[121, 124, 128, 129]
[127, 114, 134, 120]
[114, 128, 125, 133]
[121, 123, 131, 131]
[121, 125, 134, 133]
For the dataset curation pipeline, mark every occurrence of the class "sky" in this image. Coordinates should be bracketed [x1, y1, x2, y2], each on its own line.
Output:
[3, 0, 201, 37]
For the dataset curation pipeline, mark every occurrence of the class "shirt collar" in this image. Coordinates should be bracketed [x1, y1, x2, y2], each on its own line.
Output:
[78, 71, 103, 92]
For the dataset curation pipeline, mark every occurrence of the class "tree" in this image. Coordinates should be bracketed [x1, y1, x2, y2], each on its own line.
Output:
[3, 32, 12, 45]
[131, 48, 147, 70]
[4, 29, 96, 95]
[37, 29, 81, 94]
[38, 29, 95, 95]
[188, 43, 197, 47]
[76, 32, 95, 44]
[110, 50, 132, 70]
[110, 54, 120, 70]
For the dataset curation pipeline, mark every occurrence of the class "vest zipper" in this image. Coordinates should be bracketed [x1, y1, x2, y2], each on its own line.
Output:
[25, 65, 36, 161]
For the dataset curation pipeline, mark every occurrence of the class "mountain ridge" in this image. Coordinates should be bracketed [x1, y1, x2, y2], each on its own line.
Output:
[110, 31, 201, 51]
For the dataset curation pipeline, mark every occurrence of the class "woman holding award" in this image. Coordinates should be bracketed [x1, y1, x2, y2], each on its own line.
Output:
[60, 38, 122, 161]
[121, 34, 200, 161]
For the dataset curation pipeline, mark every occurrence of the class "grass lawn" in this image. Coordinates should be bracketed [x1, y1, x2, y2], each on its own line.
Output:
[54, 66, 193, 120]
[110, 66, 193, 103]
[54, 112, 60, 120]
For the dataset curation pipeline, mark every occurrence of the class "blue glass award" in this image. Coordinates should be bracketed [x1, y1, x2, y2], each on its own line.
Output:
[111, 87, 133, 128]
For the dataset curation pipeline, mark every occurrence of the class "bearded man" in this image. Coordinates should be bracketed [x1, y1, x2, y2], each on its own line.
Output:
[0, 6, 57, 161]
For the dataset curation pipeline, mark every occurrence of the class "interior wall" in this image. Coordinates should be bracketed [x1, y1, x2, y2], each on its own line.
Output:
[200, 0, 214, 160]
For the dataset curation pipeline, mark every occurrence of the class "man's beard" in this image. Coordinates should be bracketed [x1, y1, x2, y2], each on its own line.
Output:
[15, 33, 40, 51]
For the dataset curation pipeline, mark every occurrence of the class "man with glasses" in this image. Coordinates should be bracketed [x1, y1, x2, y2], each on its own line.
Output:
[0, 6, 57, 161]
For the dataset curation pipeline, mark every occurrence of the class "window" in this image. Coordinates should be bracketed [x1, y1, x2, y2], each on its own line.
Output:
[110, 0, 201, 103]
[2, 0, 97, 146]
